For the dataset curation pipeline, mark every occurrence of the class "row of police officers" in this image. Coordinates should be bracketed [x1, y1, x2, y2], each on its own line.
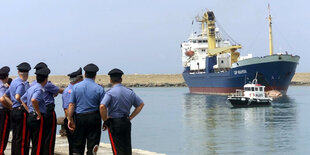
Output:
[0, 62, 144, 155]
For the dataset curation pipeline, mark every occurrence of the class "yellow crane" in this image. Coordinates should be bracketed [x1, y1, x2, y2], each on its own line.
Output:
[196, 11, 242, 65]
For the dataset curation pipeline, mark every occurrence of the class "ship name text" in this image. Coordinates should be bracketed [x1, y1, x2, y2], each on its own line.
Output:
[234, 70, 247, 75]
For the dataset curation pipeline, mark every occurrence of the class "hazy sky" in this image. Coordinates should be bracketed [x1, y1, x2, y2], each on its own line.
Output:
[0, 0, 309, 75]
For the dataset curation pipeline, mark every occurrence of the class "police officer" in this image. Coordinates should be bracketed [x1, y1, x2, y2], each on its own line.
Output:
[3, 62, 31, 155]
[22, 67, 51, 155]
[67, 63, 105, 155]
[30, 62, 48, 86]
[32, 62, 64, 155]
[100, 68, 144, 155]
[62, 67, 83, 155]
[0, 66, 11, 154]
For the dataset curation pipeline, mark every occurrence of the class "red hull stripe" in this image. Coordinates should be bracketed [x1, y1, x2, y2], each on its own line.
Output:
[36, 117, 44, 155]
[49, 112, 56, 155]
[21, 113, 27, 155]
[189, 86, 288, 94]
[108, 128, 117, 155]
[0, 114, 8, 153]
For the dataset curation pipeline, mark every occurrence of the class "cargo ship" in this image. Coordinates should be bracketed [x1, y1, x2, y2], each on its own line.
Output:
[181, 7, 300, 95]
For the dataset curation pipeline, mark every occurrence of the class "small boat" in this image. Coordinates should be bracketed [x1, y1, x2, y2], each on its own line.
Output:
[227, 78, 272, 108]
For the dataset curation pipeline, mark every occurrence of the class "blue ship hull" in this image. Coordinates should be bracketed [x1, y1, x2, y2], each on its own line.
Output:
[183, 55, 300, 94]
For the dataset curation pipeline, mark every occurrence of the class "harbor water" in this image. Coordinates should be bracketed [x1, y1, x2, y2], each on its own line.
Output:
[54, 86, 310, 155]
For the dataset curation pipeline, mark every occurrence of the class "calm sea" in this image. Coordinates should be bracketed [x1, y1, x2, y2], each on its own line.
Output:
[55, 86, 310, 155]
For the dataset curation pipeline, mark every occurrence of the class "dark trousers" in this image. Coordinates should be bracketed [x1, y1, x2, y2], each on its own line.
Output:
[106, 117, 132, 155]
[27, 112, 47, 155]
[0, 109, 10, 155]
[43, 105, 57, 155]
[64, 117, 74, 155]
[72, 111, 101, 155]
[11, 107, 30, 155]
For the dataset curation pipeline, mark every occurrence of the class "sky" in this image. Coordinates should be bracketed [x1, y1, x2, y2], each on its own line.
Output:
[0, 0, 309, 75]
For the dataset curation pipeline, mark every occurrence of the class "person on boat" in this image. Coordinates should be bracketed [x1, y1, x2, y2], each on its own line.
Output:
[22, 67, 51, 155]
[67, 63, 105, 155]
[31, 62, 64, 155]
[0, 66, 11, 155]
[62, 67, 83, 155]
[3, 62, 31, 155]
[100, 68, 144, 155]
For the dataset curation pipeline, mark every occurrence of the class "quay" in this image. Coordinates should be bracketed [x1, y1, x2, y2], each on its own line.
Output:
[4, 117, 165, 154]
[4, 134, 165, 155]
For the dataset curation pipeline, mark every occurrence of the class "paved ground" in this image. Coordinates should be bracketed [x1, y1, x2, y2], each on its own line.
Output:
[4, 134, 165, 155]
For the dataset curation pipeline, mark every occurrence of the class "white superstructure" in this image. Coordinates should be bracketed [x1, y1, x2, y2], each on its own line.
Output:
[181, 28, 232, 72]
[181, 11, 243, 74]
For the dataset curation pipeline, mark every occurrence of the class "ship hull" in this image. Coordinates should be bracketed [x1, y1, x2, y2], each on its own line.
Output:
[228, 97, 271, 108]
[183, 55, 300, 95]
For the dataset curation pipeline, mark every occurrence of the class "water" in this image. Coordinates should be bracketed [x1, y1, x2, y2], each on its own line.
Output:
[54, 86, 310, 155]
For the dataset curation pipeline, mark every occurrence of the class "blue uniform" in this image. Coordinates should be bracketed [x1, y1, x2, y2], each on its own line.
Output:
[69, 78, 105, 114]
[30, 80, 37, 87]
[62, 83, 75, 154]
[100, 84, 143, 118]
[0, 80, 8, 109]
[31, 80, 59, 105]
[69, 78, 105, 154]
[62, 84, 73, 109]
[5, 78, 29, 108]
[21, 83, 46, 113]
[0, 80, 10, 155]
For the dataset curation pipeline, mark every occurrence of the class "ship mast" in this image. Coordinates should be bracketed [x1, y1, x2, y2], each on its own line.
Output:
[204, 11, 216, 50]
[268, 4, 274, 55]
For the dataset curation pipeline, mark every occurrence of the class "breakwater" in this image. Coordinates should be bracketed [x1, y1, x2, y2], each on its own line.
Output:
[22, 73, 310, 88]
[290, 72, 310, 86]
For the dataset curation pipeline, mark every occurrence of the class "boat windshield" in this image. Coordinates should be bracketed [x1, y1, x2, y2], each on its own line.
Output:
[244, 87, 250, 91]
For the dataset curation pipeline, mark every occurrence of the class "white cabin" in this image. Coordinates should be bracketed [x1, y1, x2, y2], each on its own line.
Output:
[243, 82, 266, 98]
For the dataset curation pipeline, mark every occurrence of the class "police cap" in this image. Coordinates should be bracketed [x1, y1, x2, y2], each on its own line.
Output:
[17, 62, 31, 72]
[108, 68, 124, 77]
[0, 66, 10, 77]
[83, 63, 99, 73]
[34, 62, 48, 70]
[68, 67, 82, 78]
[35, 67, 50, 76]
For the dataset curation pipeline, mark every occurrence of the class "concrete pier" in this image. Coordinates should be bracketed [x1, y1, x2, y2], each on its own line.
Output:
[4, 134, 165, 155]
